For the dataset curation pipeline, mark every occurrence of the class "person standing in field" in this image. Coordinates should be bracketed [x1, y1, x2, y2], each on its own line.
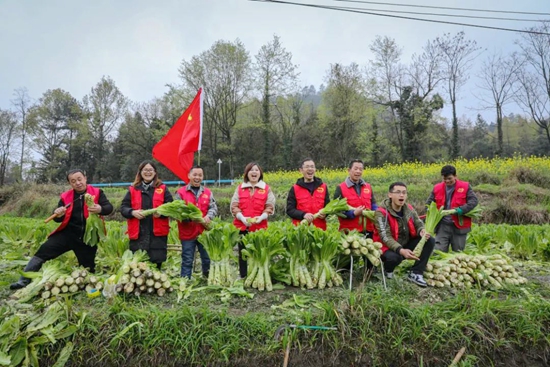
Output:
[231, 162, 276, 278]
[120, 161, 173, 270]
[286, 158, 330, 230]
[333, 159, 378, 237]
[373, 182, 434, 287]
[426, 165, 479, 252]
[10, 169, 113, 290]
[175, 165, 217, 279]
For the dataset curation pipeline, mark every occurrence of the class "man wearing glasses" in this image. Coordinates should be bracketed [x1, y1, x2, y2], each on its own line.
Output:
[373, 182, 435, 287]
[286, 158, 330, 230]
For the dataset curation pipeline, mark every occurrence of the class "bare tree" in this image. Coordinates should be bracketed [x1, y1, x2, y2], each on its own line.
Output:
[435, 31, 482, 158]
[255, 35, 299, 167]
[0, 110, 19, 185]
[515, 21, 550, 148]
[83, 76, 128, 181]
[476, 52, 523, 155]
[11, 87, 33, 180]
[178, 39, 253, 177]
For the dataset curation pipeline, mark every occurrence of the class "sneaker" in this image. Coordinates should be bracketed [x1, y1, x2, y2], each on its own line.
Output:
[407, 272, 427, 287]
[385, 272, 394, 279]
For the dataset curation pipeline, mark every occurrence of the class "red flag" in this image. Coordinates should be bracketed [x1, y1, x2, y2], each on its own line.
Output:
[152, 88, 203, 181]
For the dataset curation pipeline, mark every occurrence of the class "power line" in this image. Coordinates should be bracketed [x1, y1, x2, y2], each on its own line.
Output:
[250, 0, 550, 36]
[334, 5, 546, 22]
[333, 0, 550, 16]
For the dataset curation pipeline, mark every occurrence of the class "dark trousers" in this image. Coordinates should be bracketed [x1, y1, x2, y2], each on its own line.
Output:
[381, 236, 435, 274]
[238, 230, 248, 278]
[180, 238, 210, 278]
[34, 230, 98, 272]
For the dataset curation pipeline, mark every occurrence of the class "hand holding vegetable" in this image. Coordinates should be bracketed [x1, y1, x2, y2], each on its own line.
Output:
[254, 213, 268, 224]
[303, 213, 314, 223]
[400, 248, 420, 261]
[353, 205, 365, 217]
[88, 203, 102, 214]
[419, 229, 431, 239]
[132, 209, 145, 220]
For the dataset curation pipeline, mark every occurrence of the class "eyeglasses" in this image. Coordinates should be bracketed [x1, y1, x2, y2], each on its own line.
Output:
[302, 165, 315, 169]
[391, 190, 407, 195]
[142, 169, 155, 173]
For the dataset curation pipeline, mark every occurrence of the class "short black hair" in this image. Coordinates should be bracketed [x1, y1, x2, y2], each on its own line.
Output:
[66, 169, 86, 181]
[300, 158, 314, 168]
[389, 181, 407, 192]
[348, 159, 364, 169]
[189, 165, 203, 172]
[441, 165, 457, 176]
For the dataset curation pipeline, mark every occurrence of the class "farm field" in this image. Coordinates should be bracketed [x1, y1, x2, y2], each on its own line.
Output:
[1, 157, 550, 366]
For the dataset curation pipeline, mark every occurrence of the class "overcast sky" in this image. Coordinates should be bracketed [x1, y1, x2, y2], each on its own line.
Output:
[1, 0, 548, 123]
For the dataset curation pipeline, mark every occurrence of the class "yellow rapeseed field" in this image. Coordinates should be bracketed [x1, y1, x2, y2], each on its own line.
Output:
[263, 156, 550, 187]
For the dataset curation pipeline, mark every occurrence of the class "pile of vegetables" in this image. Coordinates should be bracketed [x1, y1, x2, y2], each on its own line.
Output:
[141, 200, 207, 226]
[198, 222, 240, 286]
[111, 250, 174, 297]
[0, 301, 78, 367]
[83, 193, 105, 246]
[340, 231, 383, 267]
[301, 198, 350, 225]
[242, 227, 286, 291]
[425, 253, 527, 289]
[41, 268, 91, 299]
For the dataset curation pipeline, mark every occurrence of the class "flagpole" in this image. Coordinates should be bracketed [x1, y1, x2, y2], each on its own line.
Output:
[198, 151, 201, 165]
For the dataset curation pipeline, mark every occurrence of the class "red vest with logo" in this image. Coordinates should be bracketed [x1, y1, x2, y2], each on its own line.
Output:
[176, 186, 211, 240]
[292, 183, 327, 230]
[127, 185, 170, 240]
[233, 183, 269, 232]
[49, 186, 103, 237]
[433, 180, 471, 229]
[337, 181, 374, 232]
[373, 205, 417, 254]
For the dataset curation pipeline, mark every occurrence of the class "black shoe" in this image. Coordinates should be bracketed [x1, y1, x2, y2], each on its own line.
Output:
[10, 278, 31, 290]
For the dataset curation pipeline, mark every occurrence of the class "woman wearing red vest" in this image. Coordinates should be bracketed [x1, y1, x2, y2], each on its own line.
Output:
[176, 166, 217, 279]
[231, 162, 276, 278]
[426, 165, 478, 252]
[120, 161, 173, 270]
[286, 158, 330, 230]
[372, 182, 435, 288]
[10, 169, 113, 290]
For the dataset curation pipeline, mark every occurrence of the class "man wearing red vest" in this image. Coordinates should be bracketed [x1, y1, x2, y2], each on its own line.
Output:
[286, 158, 330, 230]
[120, 161, 173, 270]
[426, 165, 478, 252]
[10, 169, 113, 290]
[175, 166, 217, 279]
[373, 182, 434, 287]
[334, 159, 378, 236]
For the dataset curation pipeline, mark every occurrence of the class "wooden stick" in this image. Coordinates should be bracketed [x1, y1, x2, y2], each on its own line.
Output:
[44, 212, 59, 223]
[282, 336, 291, 367]
[449, 347, 466, 366]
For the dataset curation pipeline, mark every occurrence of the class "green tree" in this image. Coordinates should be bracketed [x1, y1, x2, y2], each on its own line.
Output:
[0, 110, 19, 186]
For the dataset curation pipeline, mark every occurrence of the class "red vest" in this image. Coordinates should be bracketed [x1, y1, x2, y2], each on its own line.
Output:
[176, 186, 211, 240]
[291, 183, 327, 230]
[337, 181, 374, 232]
[49, 186, 103, 237]
[433, 180, 472, 229]
[127, 185, 170, 240]
[233, 183, 269, 232]
[373, 205, 417, 254]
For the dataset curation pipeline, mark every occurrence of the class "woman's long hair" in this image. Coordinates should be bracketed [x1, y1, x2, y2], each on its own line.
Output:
[132, 161, 163, 188]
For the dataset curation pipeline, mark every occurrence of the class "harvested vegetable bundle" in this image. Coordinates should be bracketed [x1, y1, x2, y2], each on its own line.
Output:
[452, 205, 483, 226]
[285, 224, 314, 289]
[83, 193, 106, 246]
[340, 231, 383, 267]
[310, 227, 344, 289]
[424, 252, 527, 289]
[141, 200, 206, 226]
[412, 202, 453, 257]
[12, 262, 68, 302]
[42, 267, 90, 299]
[357, 210, 375, 232]
[242, 227, 286, 291]
[301, 198, 350, 225]
[198, 222, 240, 286]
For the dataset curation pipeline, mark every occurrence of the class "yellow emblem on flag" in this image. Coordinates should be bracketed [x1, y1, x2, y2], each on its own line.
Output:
[188, 114, 193, 121]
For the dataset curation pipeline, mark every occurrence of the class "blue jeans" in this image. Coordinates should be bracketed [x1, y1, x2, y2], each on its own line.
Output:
[181, 239, 210, 278]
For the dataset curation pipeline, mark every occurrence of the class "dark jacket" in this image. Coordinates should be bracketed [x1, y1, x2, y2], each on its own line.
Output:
[54, 188, 113, 237]
[286, 177, 330, 220]
[373, 198, 424, 253]
[120, 183, 173, 262]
